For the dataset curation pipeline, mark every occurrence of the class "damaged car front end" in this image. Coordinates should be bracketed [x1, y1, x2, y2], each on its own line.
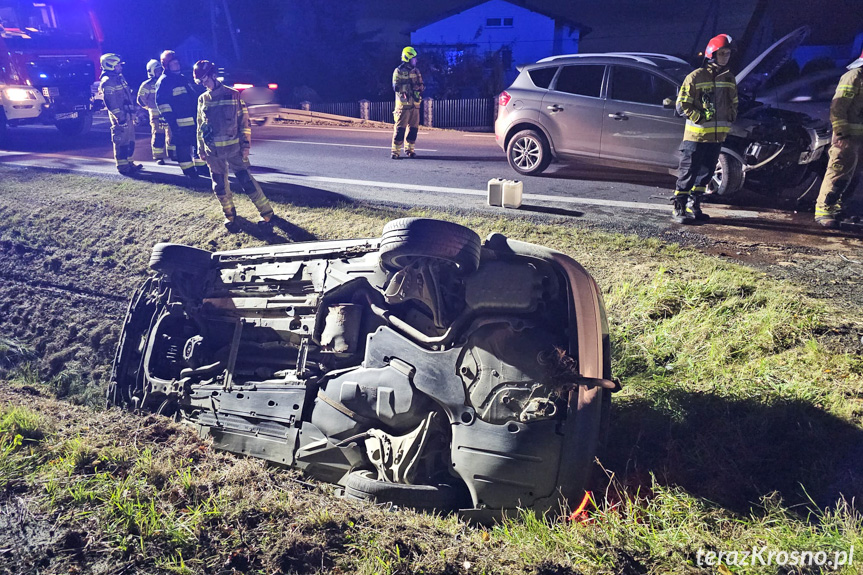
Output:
[108, 218, 615, 521]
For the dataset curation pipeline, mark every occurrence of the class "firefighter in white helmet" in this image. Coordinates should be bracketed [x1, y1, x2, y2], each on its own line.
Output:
[194, 60, 275, 229]
[137, 59, 173, 164]
[391, 46, 424, 159]
[99, 53, 143, 175]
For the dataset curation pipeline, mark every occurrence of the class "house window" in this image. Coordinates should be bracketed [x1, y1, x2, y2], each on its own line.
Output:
[486, 17, 513, 27]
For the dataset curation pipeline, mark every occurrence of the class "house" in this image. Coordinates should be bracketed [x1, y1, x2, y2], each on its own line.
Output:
[408, 0, 588, 77]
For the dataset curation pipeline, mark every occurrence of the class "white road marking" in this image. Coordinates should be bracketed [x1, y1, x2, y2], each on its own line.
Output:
[257, 139, 437, 152]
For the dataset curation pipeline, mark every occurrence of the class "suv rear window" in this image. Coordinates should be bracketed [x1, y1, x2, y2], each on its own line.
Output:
[554, 65, 604, 97]
[528, 67, 557, 89]
[610, 66, 677, 106]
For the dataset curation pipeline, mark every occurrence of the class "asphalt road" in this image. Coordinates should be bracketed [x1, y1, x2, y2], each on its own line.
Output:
[2, 113, 862, 254]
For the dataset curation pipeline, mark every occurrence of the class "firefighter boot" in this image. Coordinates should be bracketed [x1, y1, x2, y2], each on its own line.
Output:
[686, 193, 710, 221]
[671, 195, 692, 224]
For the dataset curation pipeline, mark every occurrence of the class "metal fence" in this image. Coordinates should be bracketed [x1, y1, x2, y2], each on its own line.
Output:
[369, 101, 396, 123]
[310, 101, 360, 118]
[433, 98, 494, 129]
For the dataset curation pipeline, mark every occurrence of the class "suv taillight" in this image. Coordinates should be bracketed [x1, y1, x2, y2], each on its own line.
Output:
[498, 91, 511, 107]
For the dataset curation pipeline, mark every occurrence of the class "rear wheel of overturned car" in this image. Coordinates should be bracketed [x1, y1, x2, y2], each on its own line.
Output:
[506, 129, 552, 175]
[149, 243, 213, 276]
[344, 470, 460, 511]
[55, 112, 93, 137]
[708, 152, 744, 198]
[380, 218, 482, 274]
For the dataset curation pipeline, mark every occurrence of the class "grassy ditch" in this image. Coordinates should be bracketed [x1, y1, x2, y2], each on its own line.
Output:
[0, 166, 862, 574]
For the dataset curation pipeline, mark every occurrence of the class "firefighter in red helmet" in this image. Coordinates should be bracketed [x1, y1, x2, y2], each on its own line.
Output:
[194, 60, 275, 229]
[671, 34, 738, 223]
[813, 49, 863, 228]
[155, 50, 209, 180]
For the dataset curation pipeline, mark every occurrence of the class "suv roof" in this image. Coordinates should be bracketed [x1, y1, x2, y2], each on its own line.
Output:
[534, 52, 689, 67]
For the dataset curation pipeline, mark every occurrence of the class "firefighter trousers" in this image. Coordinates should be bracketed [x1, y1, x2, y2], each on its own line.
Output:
[392, 107, 419, 155]
[206, 154, 274, 220]
[109, 120, 135, 171]
[148, 112, 173, 160]
[815, 135, 862, 219]
[173, 126, 207, 177]
[675, 141, 722, 195]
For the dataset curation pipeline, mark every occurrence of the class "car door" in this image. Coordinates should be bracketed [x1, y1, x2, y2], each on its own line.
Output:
[540, 64, 606, 158]
[601, 65, 682, 168]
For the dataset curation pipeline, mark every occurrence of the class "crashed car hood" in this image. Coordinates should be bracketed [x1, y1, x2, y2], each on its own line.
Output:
[736, 26, 810, 98]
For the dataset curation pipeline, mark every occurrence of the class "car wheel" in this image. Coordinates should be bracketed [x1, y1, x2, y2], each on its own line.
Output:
[250, 116, 271, 127]
[344, 469, 459, 511]
[506, 129, 552, 175]
[380, 218, 481, 274]
[55, 112, 93, 137]
[149, 243, 212, 275]
[709, 152, 744, 197]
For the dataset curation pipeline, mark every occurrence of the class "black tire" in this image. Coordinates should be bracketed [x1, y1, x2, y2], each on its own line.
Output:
[344, 470, 459, 511]
[0, 111, 7, 145]
[380, 218, 481, 274]
[709, 152, 744, 197]
[149, 243, 212, 275]
[55, 112, 93, 137]
[506, 129, 552, 175]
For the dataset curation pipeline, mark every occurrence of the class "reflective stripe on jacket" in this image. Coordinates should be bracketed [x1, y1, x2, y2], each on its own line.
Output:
[137, 77, 159, 114]
[392, 62, 424, 110]
[155, 72, 201, 132]
[831, 68, 863, 139]
[196, 83, 251, 158]
[676, 63, 738, 143]
[100, 72, 135, 125]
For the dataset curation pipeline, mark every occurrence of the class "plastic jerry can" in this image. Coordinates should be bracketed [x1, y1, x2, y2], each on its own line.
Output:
[502, 179, 523, 208]
[487, 178, 505, 206]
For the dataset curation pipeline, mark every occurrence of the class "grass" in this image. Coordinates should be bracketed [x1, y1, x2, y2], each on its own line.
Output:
[0, 167, 862, 573]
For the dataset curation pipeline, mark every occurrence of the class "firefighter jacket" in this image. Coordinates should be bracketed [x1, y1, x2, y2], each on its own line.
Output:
[196, 83, 252, 159]
[155, 71, 201, 132]
[676, 62, 738, 143]
[392, 62, 424, 110]
[100, 72, 136, 126]
[137, 76, 159, 117]
[830, 67, 863, 140]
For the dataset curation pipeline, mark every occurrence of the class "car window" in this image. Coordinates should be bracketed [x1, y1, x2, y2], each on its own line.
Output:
[554, 65, 604, 97]
[528, 67, 557, 89]
[609, 66, 677, 106]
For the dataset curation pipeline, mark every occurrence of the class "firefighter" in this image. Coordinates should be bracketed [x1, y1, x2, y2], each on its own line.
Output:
[137, 59, 174, 164]
[99, 53, 142, 175]
[194, 60, 275, 228]
[672, 34, 738, 224]
[391, 46, 424, 159]
[155, 50, 209, 180]
[814, 50, 863, 229]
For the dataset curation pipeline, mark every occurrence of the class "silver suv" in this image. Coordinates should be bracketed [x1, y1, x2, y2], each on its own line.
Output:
[495, 30, 830, 198]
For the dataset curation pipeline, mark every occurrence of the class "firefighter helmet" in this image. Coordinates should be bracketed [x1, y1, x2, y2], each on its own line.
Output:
[704, 34, 733, 59]
[160, 50, 178, 68]
[146, 59, 163, 78]
[100, 53, 123, 72]
[401, 46, 417, 62]
[193, 60, 217, 82]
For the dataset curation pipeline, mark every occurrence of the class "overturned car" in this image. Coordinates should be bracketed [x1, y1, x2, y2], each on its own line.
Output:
[108, 218, 614, 520]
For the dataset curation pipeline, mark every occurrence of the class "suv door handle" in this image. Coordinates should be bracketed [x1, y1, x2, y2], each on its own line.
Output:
[547, 104, 564, 112]
[608, 112, 627, 120]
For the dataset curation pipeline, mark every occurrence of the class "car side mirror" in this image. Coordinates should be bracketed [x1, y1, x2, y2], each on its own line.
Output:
[662, 98, 674, 109]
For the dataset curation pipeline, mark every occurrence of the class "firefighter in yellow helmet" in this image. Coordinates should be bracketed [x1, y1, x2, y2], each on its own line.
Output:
[391, 46, 424, 159]
[813, 50, 863, 229]
[136, 59, 174, 164]
[155, 50, 209, 180]
[672, 34, 738, 223]
[99, 53, 143, 175]
[194, 60, 275, 229]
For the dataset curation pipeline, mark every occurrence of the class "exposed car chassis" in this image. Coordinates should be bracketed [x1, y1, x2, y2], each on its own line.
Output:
[108, 218, 615, 521]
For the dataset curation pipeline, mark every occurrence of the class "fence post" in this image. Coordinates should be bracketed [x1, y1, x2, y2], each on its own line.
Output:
[423, 98, 434, 127]
[359, 99, 370, 121]
[300, 101, 311, 111]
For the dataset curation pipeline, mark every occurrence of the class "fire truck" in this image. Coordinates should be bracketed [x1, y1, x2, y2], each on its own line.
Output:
[0, 0, 103, 141]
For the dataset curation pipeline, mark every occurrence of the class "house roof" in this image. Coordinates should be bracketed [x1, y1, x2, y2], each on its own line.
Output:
[405, 0, 591, 34]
